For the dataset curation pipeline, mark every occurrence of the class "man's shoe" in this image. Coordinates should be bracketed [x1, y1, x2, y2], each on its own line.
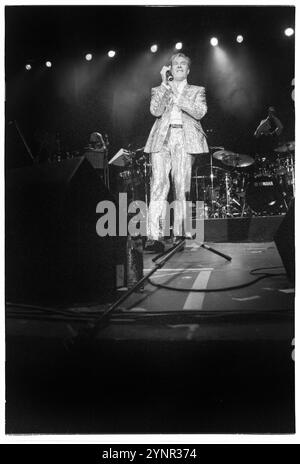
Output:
[174, 233, 194, 242]
[173, 236, 185, 250]
[144, 240, 165, 253]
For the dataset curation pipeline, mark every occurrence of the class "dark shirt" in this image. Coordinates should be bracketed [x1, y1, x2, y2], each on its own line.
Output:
[255, 133, 278, 157]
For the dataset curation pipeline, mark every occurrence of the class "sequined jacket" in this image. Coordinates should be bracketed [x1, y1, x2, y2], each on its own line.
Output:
[144, 83, 209, 154]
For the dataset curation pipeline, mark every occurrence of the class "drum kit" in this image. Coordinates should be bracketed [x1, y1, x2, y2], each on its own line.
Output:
[192, 142, 295, 218]
[115, 139, 295, 218]
[118, 148, 151, 203]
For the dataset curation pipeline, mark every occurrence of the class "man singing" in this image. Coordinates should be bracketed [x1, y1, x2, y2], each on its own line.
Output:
[144, 52, 208, 252]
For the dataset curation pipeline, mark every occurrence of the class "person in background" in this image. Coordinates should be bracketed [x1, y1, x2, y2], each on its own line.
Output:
[254, 106, 284, 157]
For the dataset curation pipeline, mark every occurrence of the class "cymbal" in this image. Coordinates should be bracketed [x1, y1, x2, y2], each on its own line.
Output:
[210, 146, 224, 151]
[193, 165, 227, 178]
[203, 164, 227, 172]
[222, 153, 254, 168]
[213, 149, 235, 161]
[287, 141, 295, 151]
[274, 141, 295, 153]
[274, 145, 289, 153]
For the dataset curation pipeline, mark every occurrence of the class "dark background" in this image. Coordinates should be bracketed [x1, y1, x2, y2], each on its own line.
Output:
[5, 5, 295, 435]
[5, 5, 295, 167]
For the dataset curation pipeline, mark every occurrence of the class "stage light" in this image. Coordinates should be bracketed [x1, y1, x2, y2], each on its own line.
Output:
[45, 61, 52, 68]
[284, 27, 294, 37]
[85, 53, 93, 61]
[236, 35, 244, 43]
[150, 44, 158, 53]
[210, 37, 218, 47]
[175, 42, 183, 50]
[108, 50, 116, 58]
[25, 64, 31, 71]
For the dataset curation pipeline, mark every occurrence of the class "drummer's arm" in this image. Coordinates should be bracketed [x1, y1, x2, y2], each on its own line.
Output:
[254, 118, 270, 137]
[253, 127, 260, 138]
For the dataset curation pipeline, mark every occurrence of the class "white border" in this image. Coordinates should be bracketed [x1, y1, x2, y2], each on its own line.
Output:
[1, 0, 298, 445]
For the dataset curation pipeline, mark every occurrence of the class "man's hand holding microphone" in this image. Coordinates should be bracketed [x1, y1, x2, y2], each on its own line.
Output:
[160, 65, 179, 102]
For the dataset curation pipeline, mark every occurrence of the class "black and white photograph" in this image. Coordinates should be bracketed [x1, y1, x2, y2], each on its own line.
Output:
[4, 2, 296, 439]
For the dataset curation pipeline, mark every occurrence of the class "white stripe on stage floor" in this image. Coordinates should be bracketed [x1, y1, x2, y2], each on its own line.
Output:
[183, 270, 212, 310]
[144, 268, 214, 272]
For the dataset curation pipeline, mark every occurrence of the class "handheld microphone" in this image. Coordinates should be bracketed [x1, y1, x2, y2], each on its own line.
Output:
[166, 70, 173, 81]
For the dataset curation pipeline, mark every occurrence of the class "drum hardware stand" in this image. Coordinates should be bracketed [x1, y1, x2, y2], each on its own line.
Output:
[239, 191, 248, 217]
[142, 155, 151, 206]
[275, 171, 289, 212]
[290, 155, 295, 199]
[127, 153, 137, 203]
[209, 151, 215, 217]
[143, 159, 149, 205]
[240, 201, 246, 217]
[223, 171, 237, 217]
[204, 187, 209, 219]
[280, 184, 289, 211]
[239, 175, 247, 217]
[279, 152, 295, 207]
[224, 172, 231, 216]
[192, 168, 209, 219]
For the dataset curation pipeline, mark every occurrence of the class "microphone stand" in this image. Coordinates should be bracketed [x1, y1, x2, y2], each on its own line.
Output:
[88, 238, 187, 336]
[86, 233, 232, 339]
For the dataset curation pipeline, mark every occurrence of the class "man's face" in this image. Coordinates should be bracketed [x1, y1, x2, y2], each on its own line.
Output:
[171, 57, 190, 81]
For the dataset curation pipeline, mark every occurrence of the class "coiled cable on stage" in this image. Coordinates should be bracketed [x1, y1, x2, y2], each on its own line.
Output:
[148, 266, 287, 292]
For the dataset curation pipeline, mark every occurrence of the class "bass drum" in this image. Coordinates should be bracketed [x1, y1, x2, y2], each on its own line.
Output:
[246, 175, 283, 214]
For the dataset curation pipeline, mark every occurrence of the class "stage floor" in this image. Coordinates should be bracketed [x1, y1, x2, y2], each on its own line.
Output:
[5, 241, 295, 434]
[120, 241, 293, 313]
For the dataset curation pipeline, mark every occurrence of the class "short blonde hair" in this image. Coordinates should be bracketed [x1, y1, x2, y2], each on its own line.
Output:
[170, 53, 191, 69]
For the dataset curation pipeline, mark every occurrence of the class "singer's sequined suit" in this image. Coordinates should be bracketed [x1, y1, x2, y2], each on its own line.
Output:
[144, 83, 208, 239]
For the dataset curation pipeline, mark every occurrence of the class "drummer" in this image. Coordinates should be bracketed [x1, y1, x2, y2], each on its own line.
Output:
[254, 107, 284, 158]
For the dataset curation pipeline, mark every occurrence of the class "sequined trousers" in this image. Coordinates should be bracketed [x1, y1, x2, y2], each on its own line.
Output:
[147, 127, 192, 240]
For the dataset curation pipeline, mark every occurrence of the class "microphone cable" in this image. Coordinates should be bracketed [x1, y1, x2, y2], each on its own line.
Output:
[148, 266, 288, 293]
